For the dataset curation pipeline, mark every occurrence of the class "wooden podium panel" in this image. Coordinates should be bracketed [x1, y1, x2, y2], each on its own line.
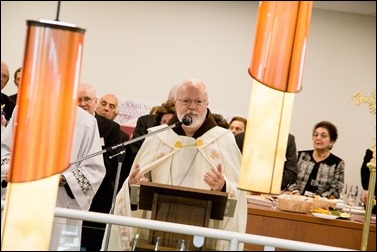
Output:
[139, 182, 228, 220]
[136, 182, 229, 250]
[149, 194, 212, 250]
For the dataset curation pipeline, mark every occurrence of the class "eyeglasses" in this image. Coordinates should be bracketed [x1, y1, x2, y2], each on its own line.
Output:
[78, 97, 96, 104]
[176, 99, 207, 106]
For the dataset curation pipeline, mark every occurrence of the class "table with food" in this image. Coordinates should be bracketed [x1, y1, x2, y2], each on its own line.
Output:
[245, 193, 376, 251]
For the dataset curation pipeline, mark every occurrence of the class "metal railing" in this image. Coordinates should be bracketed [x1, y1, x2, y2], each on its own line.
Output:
[1, 200, 355, 251]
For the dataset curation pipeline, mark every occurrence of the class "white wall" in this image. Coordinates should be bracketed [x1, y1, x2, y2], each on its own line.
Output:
[1, 1, 376, 193]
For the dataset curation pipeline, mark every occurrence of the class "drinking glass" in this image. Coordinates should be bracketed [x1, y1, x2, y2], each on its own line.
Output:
[349, 185, 359, 199]
[339, 183, 348, 202]
[346, 185, 358, 214]
[354, 185, 359, 198]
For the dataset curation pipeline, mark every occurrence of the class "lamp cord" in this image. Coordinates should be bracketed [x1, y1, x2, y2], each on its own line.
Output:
[55, 1, 61, 21]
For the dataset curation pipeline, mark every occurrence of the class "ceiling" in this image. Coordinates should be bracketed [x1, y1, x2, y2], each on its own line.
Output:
[313, 1, 376, 17]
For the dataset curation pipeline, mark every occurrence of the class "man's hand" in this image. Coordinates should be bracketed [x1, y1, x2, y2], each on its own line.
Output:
[204, 164, 225, 191]
[128, 164, 148, 185]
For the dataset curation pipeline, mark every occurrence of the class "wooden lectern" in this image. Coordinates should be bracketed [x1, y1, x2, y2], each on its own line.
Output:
[133, 181, 229, 251]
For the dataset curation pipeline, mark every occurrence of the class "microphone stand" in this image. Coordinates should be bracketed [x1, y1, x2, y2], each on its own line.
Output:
[69, 121, 182, 167]
[102, 148, 126, 251]
[68, 121, 183, 251]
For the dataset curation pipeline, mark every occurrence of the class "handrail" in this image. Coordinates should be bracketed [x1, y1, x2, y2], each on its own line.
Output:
[1, 200, 355, 251]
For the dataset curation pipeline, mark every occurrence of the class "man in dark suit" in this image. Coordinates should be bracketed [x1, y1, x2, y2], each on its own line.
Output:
[77, 84, 131, 251]
[96, 93, 134, 193]
[129, 113, 158, 158]
[360, 148, 376, 214]
[235, 132, 298, 190]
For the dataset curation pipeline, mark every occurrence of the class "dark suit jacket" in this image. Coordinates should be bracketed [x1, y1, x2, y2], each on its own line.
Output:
[81, 113, 130, 250]
[360, 148, 376, 214]
[9, 93, 17, 104]
[235, 132, 298, 190]
[361, 149, 374, 190]
[129, 114, 158, 159]
[1, 92, 15, 121]
[95, 113, 124, 193]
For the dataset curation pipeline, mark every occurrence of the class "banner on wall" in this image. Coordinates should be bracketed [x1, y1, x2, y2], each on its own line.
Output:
[114, 97, 157, 136]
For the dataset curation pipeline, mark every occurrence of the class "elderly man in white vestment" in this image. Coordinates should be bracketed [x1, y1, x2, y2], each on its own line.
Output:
[106, 78, 247, 251]
[1, 106, 106, 250]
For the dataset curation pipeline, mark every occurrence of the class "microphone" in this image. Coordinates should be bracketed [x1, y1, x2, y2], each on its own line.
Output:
[182, 115, 193, 126]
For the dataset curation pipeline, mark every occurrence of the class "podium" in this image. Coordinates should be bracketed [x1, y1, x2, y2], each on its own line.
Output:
[132, 181, 230, 251]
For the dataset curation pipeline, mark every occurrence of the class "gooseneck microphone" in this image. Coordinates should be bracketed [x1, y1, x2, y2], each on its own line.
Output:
[182, 115, 193, 126]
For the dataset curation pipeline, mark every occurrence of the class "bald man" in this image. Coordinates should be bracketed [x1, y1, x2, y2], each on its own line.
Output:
[78, 84, 131, 251]
[1, 62, 15, 121]
[96, 93, 119, 121]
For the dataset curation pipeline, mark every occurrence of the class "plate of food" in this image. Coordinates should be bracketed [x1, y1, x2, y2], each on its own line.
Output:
[312, 213, 339, 219]
[339, 212, 351, 219]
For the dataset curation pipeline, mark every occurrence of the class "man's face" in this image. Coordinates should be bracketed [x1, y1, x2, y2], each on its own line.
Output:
[229, 120, 246, 135]
[77, 86, 97, 115]
[96, 95, 118, 120]
[174, 83, 208, 128]
[1, 64, 10, 90]
[14, 70, 21, 88]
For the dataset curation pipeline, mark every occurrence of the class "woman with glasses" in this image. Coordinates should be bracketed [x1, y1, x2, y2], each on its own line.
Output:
[293, 121, 345, 199]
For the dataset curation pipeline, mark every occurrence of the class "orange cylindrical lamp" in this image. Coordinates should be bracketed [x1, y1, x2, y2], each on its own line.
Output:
[238, 1, 312, 194]
[1, 20, 85, 250]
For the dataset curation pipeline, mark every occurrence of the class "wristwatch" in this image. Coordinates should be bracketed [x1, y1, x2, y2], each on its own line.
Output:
[59, 175, 67, 187]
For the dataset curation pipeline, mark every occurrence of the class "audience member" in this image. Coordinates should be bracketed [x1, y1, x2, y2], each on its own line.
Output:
[213, 113, 230, 129]
[106, 78, 247, 251]
[96, 93, 130, 140]
[228, 116, 247, 135]
[148, 106, 159, 115]
[360, 148, 376, 214]
[1, 62, 15, 122]
[95, 92, 133, 190]
[131, 113, 157, 143]
[235, 132, 298, 191]
[294, 120, 344, 199]
[9, 67, 21, 103]
[1, 106, 106, 250]
[78, 84, 130, 251]
[96, 93, 119, 121]
[154, 99, 176, 125]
